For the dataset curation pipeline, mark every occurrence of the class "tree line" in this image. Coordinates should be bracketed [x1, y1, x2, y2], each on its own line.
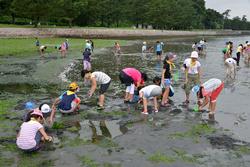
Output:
[0, 0, 250, 30]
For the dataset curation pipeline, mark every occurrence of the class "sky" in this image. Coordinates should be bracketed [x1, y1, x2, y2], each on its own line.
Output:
[205, 0, 250, 20]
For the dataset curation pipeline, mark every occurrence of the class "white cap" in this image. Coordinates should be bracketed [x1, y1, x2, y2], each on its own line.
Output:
[143, 41, 147, 45]
[190, 51, 199, 59]
[247, 42, 250, 46]
[40, 104, 51, 113]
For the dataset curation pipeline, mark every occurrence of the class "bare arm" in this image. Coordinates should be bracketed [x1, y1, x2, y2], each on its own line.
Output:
[199, 96, 209, 110]
[89, 78, 97, 96]
[161, 69, 166, 82]
[198, 67, 201, 83]
[39, 128, 52, 141]
[49, 98, 61, 123]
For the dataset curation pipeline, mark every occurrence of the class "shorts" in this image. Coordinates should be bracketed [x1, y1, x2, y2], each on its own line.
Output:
[126, 84, 135, 94]
[119, 71, 134, 86]
[210, 83, 224, 103]
[164, 79, 171, 87]
[83, 60, 91, 71]
[156, 51, 162, 56]
[99, 81, 111, 94]
[59, 98, 81, 114]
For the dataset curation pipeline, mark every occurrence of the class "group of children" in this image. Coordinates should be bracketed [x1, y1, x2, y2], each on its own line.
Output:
[17, 38, 227, 152]
[222, 41, 250, 79]
[36, 38, 69, 58]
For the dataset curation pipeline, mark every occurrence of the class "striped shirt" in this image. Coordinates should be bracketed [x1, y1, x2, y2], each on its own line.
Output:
[91, 72, 111, 84]
[16, 120, 43, 150]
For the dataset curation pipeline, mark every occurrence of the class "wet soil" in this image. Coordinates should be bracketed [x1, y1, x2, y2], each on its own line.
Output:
[1, 35, 250, 167]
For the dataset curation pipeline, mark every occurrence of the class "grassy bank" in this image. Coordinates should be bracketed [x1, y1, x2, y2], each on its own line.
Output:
[0, 38, 128, 56]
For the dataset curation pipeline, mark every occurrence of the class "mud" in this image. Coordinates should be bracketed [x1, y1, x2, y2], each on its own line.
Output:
[1, 35, 250, 166]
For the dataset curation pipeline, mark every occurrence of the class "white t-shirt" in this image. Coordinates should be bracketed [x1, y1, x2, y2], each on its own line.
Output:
[225, 58, 236, 65]
[91, 72, 111, 84]
[139, 85, 161, 98]
[200, 40, 205, 45]
[192, 44, 196, 49]
[142, 45, 147, 52]
[85, 43, 92, 50]
[202, 78, 222, 95]
[186, 60, 201, 74]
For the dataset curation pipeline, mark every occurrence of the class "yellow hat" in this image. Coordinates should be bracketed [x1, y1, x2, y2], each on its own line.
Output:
[69, 82, 78, 90]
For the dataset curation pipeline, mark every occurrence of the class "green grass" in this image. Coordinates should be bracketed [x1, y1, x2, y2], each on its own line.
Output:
[148, 152, 176, 164]
[0, 38, 128, 56]
[169, 123, 216, 143]
[79, 156, 100, 167]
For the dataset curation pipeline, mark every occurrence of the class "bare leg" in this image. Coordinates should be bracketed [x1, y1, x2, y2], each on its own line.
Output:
[99, 94, 105, 106]
[142, 98, 148, 113]
[153, 97, 158, 111]
[161, 87, 170, 105]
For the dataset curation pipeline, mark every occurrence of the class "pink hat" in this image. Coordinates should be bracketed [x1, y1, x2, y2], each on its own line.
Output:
[31, 108, 44, 118]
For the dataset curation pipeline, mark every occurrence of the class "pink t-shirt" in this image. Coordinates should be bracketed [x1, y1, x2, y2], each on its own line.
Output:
[123, 68, 142, 85]
[61, 42, 66, 51]
[16, 120, 43, 150]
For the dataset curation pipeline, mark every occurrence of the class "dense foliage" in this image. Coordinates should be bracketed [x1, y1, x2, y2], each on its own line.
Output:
[0, 0, 249, 30]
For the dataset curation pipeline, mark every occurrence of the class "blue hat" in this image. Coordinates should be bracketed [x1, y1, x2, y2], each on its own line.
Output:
[25, 102, 35, 110]
[192, 85, 200, 94]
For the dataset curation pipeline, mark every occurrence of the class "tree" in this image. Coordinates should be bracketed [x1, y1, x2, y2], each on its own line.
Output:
[11, 0, 53, 27]
[222, 9, 231, 19]
[204, 9, 223, 29]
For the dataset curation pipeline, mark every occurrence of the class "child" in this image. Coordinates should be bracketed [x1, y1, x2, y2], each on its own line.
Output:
[114, 42, 121, 55]
[155, 41, 163, 60]
[194, 78, 224, 116]
[16, 109, 53, 152]
[60, 42, 67, 58]
[83, 48, 92, 71]
[81, 70, 111, 110]
[235, 44, 243, 66]
[119, 68, 148, 103]
[39, 45, 47, 57]
[142, 41, 147, 53]
[184, 51, 201, 104]
[35, 38, 40, 47]
[153, 76, 174, 99]
[139, 85, 162, 115]
[225, 58, 236, 79]
[49, 82, 81, 123]
[85, 40, 92, 51]
[244, 42, 250, 64]
[161, 53, 176, 106]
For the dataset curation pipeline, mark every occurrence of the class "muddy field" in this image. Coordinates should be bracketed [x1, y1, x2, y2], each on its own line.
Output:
[1, 35, 250, 167]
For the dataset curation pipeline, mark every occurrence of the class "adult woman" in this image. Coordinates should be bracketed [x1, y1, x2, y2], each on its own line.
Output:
[184, 51, 201, 104]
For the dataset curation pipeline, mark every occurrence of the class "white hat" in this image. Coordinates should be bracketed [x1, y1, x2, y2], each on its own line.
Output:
[40, 104, 51, 113]
[190, 51, 199, 59]
[143, 41, 147, 45]
[247, 42, 250, 46]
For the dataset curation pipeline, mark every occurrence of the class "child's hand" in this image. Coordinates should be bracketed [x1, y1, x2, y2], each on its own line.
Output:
[88, 91, 93, 97]
[46, 136, 53, 142]
[138, 98, 143, 104]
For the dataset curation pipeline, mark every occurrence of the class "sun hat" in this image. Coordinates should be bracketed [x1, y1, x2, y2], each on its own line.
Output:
[190, 51, 199, 59]
[40, 104, 51, 113]
[25, 101, 35, 110]
[192, 85, 200, 94]
[69, 82, 79, 90]
[168, 52, 177, 60]
[31, 108, 44, 118]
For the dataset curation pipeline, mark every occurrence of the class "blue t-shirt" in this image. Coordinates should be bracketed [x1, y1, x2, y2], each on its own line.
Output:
[156, 44, 162, 52]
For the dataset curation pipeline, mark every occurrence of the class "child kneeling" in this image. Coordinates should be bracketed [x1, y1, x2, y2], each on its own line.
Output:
[16, 109, 52, 152]
[139, 85, 162, 115]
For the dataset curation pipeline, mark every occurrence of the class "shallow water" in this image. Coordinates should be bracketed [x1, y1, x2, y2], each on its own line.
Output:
[1, 36, 250, 167]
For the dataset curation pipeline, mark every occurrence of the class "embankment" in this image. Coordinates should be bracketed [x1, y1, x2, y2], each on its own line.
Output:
[0, 28, 249, 39]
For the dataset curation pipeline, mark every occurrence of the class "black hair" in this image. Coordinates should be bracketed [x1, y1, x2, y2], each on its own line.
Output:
[137, 86, 144, 92]
[156, 41, 160, 43]
[246, 41, 248, 44]
[197, 86, 204, 98]
[195, 42, 197, 45]
[163, 54, 169, 65]
[153, 76, 161, 85]
[81, 70, 91, 78]
[240, 44, 243, 47]
[141, 72, 148, 81]
[39, 103, 46, 110]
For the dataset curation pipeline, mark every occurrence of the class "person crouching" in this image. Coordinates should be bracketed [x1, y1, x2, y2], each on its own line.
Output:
[16, 109, 52, 152]
[139, 85, 162, 115]
[49, 82, 81, 123]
